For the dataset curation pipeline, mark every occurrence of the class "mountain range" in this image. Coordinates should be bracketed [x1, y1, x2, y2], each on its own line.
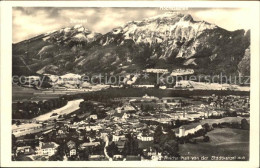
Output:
[13, 12, 250, 82]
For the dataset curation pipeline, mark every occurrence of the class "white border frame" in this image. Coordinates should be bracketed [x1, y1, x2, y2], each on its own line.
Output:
[1, 1, 259, 168]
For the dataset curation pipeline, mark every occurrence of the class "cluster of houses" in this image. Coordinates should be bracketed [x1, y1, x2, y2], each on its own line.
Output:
[12, 93, 250, 161]
[36, 141, 59, 156]
[207, 95, 250, 113]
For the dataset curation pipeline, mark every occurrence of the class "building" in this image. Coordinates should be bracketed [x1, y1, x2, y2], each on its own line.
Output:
[142, 94, 158, 100]
[133, 85, 154, 88]
[88, 155, 106, 161]
[137, 133, 154, 141]
[67, 140, 76, 157]
[16, 146, 35, 155]
[178, 126, 185, 137]
[89, 114, 98, 120]
[113, 154, 124, 160]
[79, 142, 100, 150]
[85, 125, 102, 131]
[122, 113, 131, 119]
[176, 125, 203, 137]
[57, 127, 67, 135]
[170, 69, 194, 76]
[116, 104, 136, 113]
[200, 104, 206, 108]
[113, 112, 126, 121]
[143, 69, 168, 74]
[112, 135, 126, 142]
[36, 142, 59, 156]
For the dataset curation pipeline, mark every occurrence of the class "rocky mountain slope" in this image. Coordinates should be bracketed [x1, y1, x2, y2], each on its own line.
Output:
[13, 12, 250, 82]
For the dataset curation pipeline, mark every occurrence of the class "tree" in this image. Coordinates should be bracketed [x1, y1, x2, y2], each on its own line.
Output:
[12, 134, 17, 154]
[212, 123, 218, 128]
[49, 145, 64, 161]
[16, 120, 21, 126]
[107, 142, 119, 157]
[123, 134, 139, 156]
[167, 129, 176, 140]
[241, 119, 249, 130]
[175, 119, 181, 127]
[89, 129, 96, 138]
[24, 133, 35, 139]
[203, 123, 211, 132]
[154, 125, 163, 144]
[161, 140, 179, 158]
[203, 135, 210, 142]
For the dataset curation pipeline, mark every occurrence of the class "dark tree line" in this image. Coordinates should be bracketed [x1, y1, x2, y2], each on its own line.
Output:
[12, 98, 68, 119]
[211, 119, 249, 130]
[79, 101, 107, 119]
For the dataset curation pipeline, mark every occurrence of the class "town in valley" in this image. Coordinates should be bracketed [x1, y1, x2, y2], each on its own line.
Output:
[12, 73, 250, 161]
[12, 9, 251, 161]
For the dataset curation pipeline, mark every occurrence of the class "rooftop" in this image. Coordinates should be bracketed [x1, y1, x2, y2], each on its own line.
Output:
[41, 142, 58, 149]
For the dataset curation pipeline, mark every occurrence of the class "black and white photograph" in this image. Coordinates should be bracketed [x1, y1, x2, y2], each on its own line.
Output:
[0, 1, 259, 167]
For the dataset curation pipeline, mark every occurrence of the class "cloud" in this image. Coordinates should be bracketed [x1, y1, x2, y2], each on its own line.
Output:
[13, 8, 63, 43]
[190, 8, 252, 31]
[12, 7, 252, 43]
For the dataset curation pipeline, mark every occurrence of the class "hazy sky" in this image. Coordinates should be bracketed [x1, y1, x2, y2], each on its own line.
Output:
[13, 7, 252, 43]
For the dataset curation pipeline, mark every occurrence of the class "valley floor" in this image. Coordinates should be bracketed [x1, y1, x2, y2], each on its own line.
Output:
[179, 128, 249, 160]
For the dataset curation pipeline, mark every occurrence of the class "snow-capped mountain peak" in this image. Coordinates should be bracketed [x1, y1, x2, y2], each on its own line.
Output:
[45, 25, 101, 44]
[13, 12, 250, 80]
[103, 12, 217, 46]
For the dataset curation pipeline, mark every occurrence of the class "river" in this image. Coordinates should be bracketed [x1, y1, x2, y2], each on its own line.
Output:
[12, 99, 84, 137]
[33, 99, 84, 121]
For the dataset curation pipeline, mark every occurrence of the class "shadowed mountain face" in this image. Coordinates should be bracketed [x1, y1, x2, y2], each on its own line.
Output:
[13, 12, 250, 78]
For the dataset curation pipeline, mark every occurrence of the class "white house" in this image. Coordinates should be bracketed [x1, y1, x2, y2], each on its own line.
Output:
[16, 146, 35, 155]
[67, 140, 76, 157]
[36, 142, 59, 156]
[113, 155, 124, 159]
[86, 125, 102, 131]
[200, 104, 206, 108]
[112, 135, 126, 141]
[116, 107, 122, 113]
[69, 149, 76, 157]
[89, 114, 98, 120]
[137, 133, 154, 141]
[176, 125, 203, 137]
[116, 104, 136, 113]
[122, 113, 131, 119]
[100, 132, 108, 140]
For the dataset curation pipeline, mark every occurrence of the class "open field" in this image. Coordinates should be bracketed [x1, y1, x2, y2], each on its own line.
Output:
[12, 85, 84, 102]
[173, 117, 249, 131]
[179, 128, 249, 160]
[12, 84, 60, 102]
[12, 84, 109, 102]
